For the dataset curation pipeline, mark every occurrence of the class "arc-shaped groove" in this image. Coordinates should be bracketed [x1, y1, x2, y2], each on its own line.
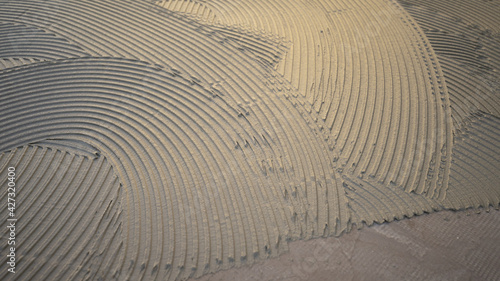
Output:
[0, 22, 90, 62]
[175, 0, 454, 200]
[0, 1, 498, 280]
[0, 56, 345, 280]
[442, 113, 500, 210]
[0, 144, 124, 281]
[398, 0, 500, 126]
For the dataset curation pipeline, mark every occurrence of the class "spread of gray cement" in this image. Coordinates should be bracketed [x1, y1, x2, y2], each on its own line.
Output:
[0, 0, 498, 280]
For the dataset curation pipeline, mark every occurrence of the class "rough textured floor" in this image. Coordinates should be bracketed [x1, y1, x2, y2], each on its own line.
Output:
[0, 0, 499, 280]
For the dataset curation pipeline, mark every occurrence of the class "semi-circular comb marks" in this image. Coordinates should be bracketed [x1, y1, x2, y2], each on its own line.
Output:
[0, 0, 499, 281]
[159, 0, 454, 200]
[398, 0, 500, 127]
[0, 56, 349, 280]
[0, 143, 124, 280]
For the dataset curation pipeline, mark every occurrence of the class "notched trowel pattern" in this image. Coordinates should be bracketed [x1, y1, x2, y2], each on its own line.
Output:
[0, 0, 498, 280]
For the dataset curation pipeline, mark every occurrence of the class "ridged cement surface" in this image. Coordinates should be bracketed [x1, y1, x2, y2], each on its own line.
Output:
[0, 0, 498, 280]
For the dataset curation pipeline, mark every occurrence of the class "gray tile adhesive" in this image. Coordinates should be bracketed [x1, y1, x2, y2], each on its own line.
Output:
[0, 0, 498, 280]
